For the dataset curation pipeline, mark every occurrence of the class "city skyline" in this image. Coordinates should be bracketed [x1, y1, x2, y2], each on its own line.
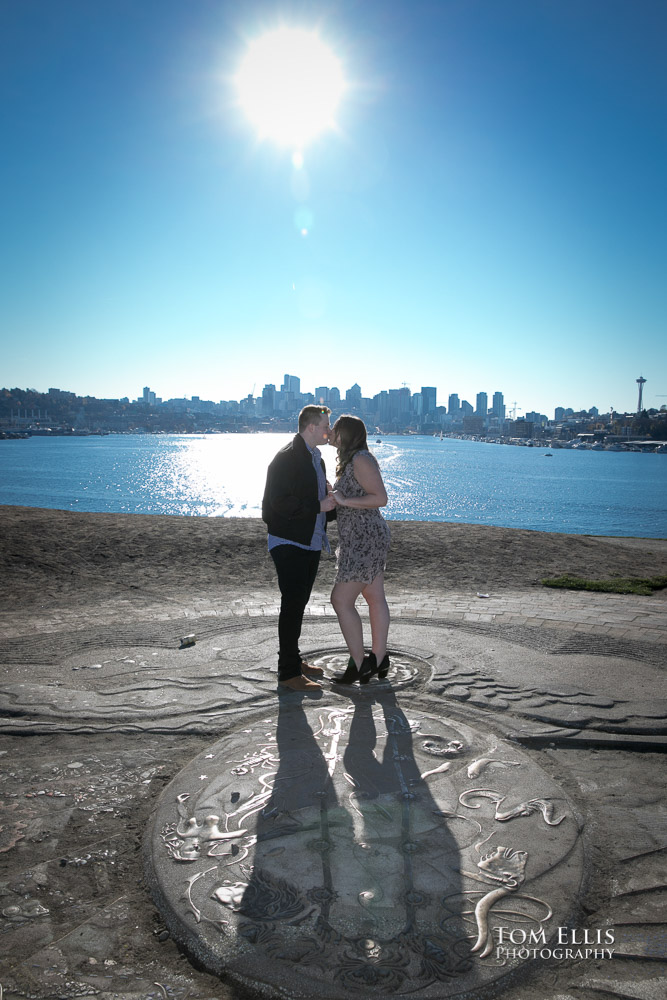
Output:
[12, 371, 650, 423]
[7, 376, 665, 447]
[2, 1, 666, 415]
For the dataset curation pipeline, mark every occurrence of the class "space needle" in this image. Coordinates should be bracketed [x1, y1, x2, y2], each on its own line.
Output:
[636, 375, 647, 412]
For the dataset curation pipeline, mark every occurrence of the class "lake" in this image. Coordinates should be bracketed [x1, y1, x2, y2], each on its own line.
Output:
[0, 433, 665, 537]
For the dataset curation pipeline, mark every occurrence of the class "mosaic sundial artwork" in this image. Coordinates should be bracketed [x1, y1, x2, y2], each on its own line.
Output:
[145, 657, 584, 999]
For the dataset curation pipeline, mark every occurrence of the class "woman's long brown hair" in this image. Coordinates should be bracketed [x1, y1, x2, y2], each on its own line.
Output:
[333, 414, 368, 478]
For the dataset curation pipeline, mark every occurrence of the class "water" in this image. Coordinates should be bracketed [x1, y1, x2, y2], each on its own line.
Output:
[0, 433, 665, 537]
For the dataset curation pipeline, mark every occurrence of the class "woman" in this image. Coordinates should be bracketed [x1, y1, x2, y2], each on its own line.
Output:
[329, 415, 391, 684]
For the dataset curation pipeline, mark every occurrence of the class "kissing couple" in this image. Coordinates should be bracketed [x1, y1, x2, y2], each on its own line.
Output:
[262, 405, 391, 692]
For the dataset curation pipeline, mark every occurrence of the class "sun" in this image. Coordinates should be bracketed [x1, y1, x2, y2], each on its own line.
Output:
[235, 27, 345, 149]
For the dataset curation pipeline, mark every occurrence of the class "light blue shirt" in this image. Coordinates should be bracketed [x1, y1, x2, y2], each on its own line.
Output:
[268, 443, 331, 553]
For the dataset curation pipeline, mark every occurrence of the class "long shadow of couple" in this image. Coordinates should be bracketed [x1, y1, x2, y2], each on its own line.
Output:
[237, 686, 473, 993]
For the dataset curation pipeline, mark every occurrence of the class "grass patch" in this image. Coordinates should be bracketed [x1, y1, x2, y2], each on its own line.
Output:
[541, 574, 667, 596]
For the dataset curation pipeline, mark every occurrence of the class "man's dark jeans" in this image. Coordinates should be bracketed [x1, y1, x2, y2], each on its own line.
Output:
[270, 544, 321, 682]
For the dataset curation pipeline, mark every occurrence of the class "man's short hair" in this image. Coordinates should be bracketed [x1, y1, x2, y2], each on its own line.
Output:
[298, 404, 331, 432]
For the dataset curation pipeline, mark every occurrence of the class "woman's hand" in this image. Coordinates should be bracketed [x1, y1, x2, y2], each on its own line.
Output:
[331, 489, 347, 506]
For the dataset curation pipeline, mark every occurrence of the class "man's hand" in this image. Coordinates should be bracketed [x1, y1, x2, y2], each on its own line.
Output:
[320, 494, 337, 512]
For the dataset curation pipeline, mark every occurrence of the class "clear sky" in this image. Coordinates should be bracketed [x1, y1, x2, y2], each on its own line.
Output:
[1, 0, 665, 417]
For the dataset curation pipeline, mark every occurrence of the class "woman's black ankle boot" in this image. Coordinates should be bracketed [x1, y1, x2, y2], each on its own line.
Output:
[333, 656, 361, 684]
[359, 653, 377, 685]
[377, 654, 390, 679]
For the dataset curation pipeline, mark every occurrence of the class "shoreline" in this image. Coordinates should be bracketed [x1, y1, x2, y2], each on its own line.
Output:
[1, 505, 665, 611]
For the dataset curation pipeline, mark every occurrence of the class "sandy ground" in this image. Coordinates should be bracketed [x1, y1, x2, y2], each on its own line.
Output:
[1, 505, 666, 610]
[0, 507, 665, 1000]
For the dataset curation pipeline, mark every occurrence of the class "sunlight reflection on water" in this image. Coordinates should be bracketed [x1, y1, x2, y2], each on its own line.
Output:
[143, 434, 302, 517]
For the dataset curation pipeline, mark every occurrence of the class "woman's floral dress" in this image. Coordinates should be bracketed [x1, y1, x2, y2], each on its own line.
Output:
[334, 450, 391, 584]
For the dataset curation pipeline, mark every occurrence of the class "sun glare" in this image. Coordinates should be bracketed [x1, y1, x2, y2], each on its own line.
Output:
[235, 27, 345, 148]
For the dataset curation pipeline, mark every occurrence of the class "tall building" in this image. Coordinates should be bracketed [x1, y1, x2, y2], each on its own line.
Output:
[492, 391, 505, 420]
[421, 386, 437, 419]
[282, 374, 300, 394]
[314, 386, 329, 404]
[461, 399, 473, 417]
[329, 387, 341, 406]
[398, 386, 411, 414]
[261, 384, 276, 415]
[475, 391, 488, 417]
[448, 393, 460, 416]
[346, 383, 362, 409]
[374, 390, 390, 422]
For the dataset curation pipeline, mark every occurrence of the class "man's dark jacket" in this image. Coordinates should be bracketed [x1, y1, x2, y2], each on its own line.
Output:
[262, 434, 335, 545]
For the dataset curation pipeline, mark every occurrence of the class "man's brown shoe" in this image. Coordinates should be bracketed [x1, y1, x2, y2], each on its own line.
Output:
[301, 660, 324, 678]
[279, 675, 322, 691]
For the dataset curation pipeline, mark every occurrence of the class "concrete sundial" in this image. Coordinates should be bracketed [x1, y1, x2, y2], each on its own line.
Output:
[145, 650, 585, 998]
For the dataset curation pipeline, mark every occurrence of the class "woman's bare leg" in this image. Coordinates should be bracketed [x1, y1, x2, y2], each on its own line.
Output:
[361, 573, 389, 662]
[331, 580, 366, 666]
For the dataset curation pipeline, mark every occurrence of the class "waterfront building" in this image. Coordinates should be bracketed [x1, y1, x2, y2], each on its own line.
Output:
[463, 415, 485, 434]
[509, 419, 534, 438]
[448, 393, 460, 416]
[475, 391, 488, 418]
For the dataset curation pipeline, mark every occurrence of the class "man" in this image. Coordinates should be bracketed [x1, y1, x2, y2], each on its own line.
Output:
[262, 405, 337, 691]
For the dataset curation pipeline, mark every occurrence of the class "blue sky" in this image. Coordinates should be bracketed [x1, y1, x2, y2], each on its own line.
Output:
[1, 0, 665, 417]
